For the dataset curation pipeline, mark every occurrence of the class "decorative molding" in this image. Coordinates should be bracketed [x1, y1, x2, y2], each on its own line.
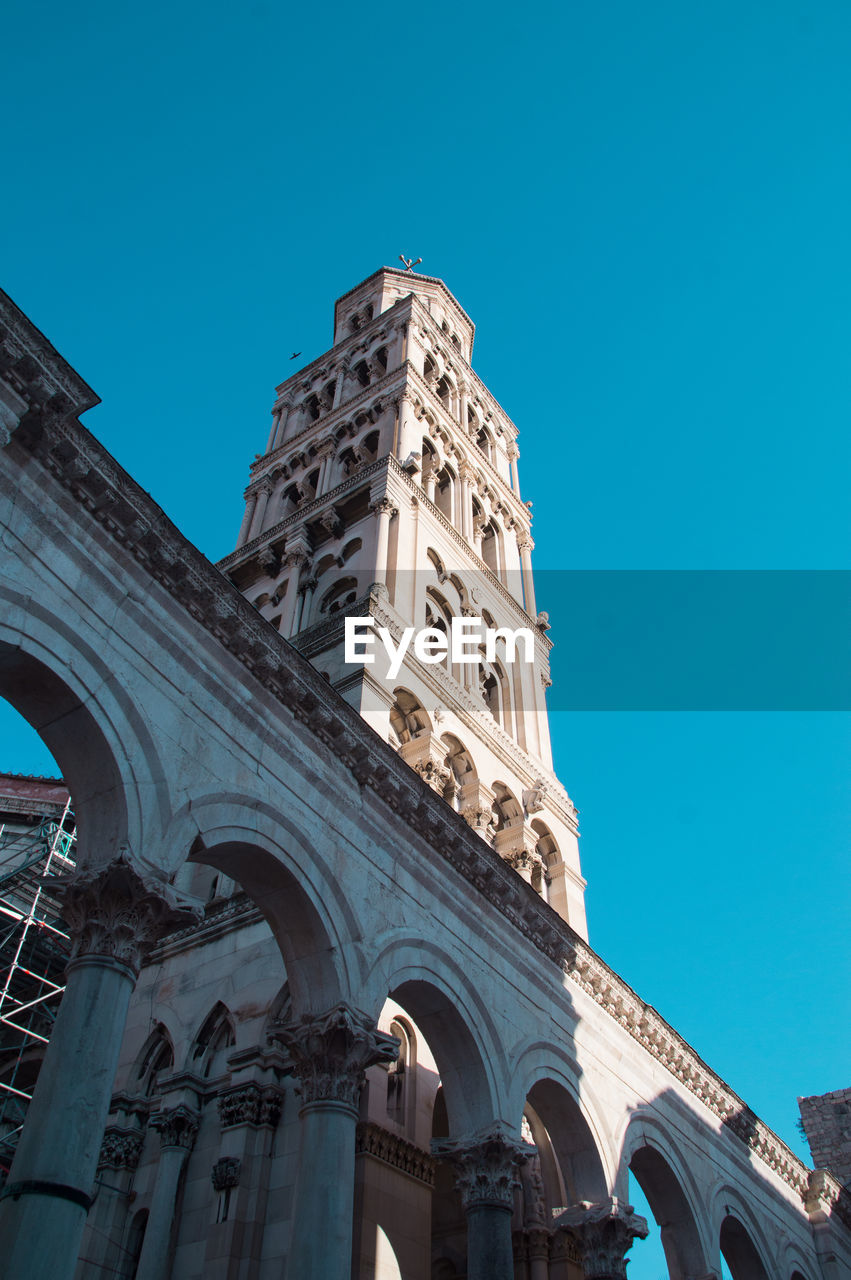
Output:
[150, 1104, 199, 1150]
[271, 1003, 398, 1114]
[553, 1198, 648, 1280]
[211, 1156, 242, 1191]
[98, 1127, 144, 1172]
[217, 1084, 283, 1130]
[58, 850, 201, 977]
[356, 1122, 436, 1186]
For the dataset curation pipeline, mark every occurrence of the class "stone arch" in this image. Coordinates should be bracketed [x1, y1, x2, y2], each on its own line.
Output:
[171, 796, 362, 1015]
[720, 1213, 772, 1279]
[510, 1047, 614, 1201]
[365, 937, 508, 1134]
[188, 1001, 235, 1077]
[133, 1023, 175, 1097]
[0, 594, 168, 867]
[389, 688, 432, 745]
[626, 1139, 711, 1279]
[709, 1186, 774, 1280]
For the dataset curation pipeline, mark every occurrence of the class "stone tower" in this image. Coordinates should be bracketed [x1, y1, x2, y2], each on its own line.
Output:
[218, 267, 587, 935]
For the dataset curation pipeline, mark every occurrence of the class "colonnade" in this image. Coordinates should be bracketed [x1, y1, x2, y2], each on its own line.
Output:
[0, 852, 649, 1280]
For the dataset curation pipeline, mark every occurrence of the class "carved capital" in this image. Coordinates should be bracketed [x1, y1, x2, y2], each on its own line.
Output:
[554, 1198, 648, 1280]
[432, 1122, 532, 1211]
[370, 497, 397, 519]
[98, 1126, 143, 1172]
[272, 1003, 398, 1114]
[211, 1156, 242, 1191]
[59, 851, 201, 977]
[151, 1104, 200, 1151]
[217, 1083, 283, 1129]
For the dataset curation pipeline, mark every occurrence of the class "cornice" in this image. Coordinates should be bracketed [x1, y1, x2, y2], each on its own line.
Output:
[0, 368, 821, 1215]
[0, 289, 100, 420]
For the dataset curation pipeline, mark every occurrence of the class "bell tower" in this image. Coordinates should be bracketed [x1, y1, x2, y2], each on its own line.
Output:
[218, 267, 587, 936]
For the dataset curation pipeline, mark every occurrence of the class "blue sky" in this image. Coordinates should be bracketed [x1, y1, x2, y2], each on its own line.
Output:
[2, 1, 849, 1272]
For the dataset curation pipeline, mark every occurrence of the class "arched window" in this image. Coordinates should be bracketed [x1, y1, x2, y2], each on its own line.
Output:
[191, 1004, 235, 1079]
[135, 1026, 174, 1097]
[318, 576, 358, 615]
[389, 690, 432, 746]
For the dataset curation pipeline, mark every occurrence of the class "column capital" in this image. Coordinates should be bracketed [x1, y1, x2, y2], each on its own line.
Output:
[516, 533, 535, 553]
[217, 1083, 283, 1130]
[553, 1198, 648, 1280]
[59, 851, 201, 978]
[150, 1104, 200, 1151]
[431, 1122, 533, 1211]
[370, 496, 398, 518]
[272, 1003, 398, 1115]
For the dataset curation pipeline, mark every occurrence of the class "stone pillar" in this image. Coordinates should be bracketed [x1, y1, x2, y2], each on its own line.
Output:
[460, 462, 478, 541]
[80, 1124, 145, 1277]
[459, 379, 469, 432]
[508, 443, 521, 496]
[295, 575, 318, 634]
[272, 399, 291, 451]
[237, 492, 258, 547]
[248, 481, 274, 540]
[554, 1198, 648, 1280]
[517, 534, 537, 618]
[265, 410, 282, 454]
[315, 440, 336, 497]
[0, 853, 198, 1280]
[280, 548, 308, 638]
[396, 392, 419, 463]
[273, 1003, 398, 1280]
[432, 1123, 532, 1280]
[370, 497, 397, 588]
[134, 1105, 200, 1280]
[333, 366, 348, 409]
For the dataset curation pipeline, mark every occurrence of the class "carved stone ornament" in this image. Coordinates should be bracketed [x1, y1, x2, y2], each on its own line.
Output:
[370, 497, 398, 519]
[58, 849, 202, 977]
[150, 1104, 200, 1151]
[356, 1121, 436, 1186]
[97, 1126, 144, 1172]
[553, 1198, 648, 1280]
[431, 1122, 533, 1211]
[211, 1156, 242, 1191]
[217, 1084, 283, 1130]
[271, 1003, 399, 1114]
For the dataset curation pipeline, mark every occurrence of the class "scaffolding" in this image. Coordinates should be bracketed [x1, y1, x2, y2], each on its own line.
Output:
[0, 796, 76, 1183]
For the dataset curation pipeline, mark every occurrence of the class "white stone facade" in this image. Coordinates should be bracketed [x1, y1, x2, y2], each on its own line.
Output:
[0, 277, 846, 1280]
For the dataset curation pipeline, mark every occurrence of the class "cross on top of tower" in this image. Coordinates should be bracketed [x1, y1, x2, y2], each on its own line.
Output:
[399, 254, 422, 272]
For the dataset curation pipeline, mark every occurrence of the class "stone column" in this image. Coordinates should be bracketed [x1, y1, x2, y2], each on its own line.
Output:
[248, 481, 274, 540]
[272, 399, 292, 451]
[315, 440, 336, 497]
[295, 575, 318, 633]
[280, 548, 308, 638]
[370, 497, 397, 588]
[273, 1004, 398, 1280]
[0, 853, 198, 1280]
[517, 534, 537, 618]
[396, 392, 419, 463]
[333, 366, 348, 409]
[507, 443, 521, 496]
[265, 410, 282, 454]
[554, 1198, 648, 1280]
[237, 492, 258, 547]
[458, 462, 475, 541]
[134, 1105, 200, 1280]
[432, 1123, 532, 1280]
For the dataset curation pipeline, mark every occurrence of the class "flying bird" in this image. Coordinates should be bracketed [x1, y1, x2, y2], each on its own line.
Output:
[289, 351, 301, 359]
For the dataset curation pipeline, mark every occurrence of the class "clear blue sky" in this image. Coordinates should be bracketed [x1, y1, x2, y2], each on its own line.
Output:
[2, 2, 849, 1272]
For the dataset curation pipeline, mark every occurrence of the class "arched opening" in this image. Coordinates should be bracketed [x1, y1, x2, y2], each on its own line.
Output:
[318, 576, 359, 616]
[190, 1003, 235, 1079]
[389, 689, 432, 747]
[720, 1214, 771, 1280]
[628, 1143, 710, 1280]
[525, 1077, 609, 1205]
